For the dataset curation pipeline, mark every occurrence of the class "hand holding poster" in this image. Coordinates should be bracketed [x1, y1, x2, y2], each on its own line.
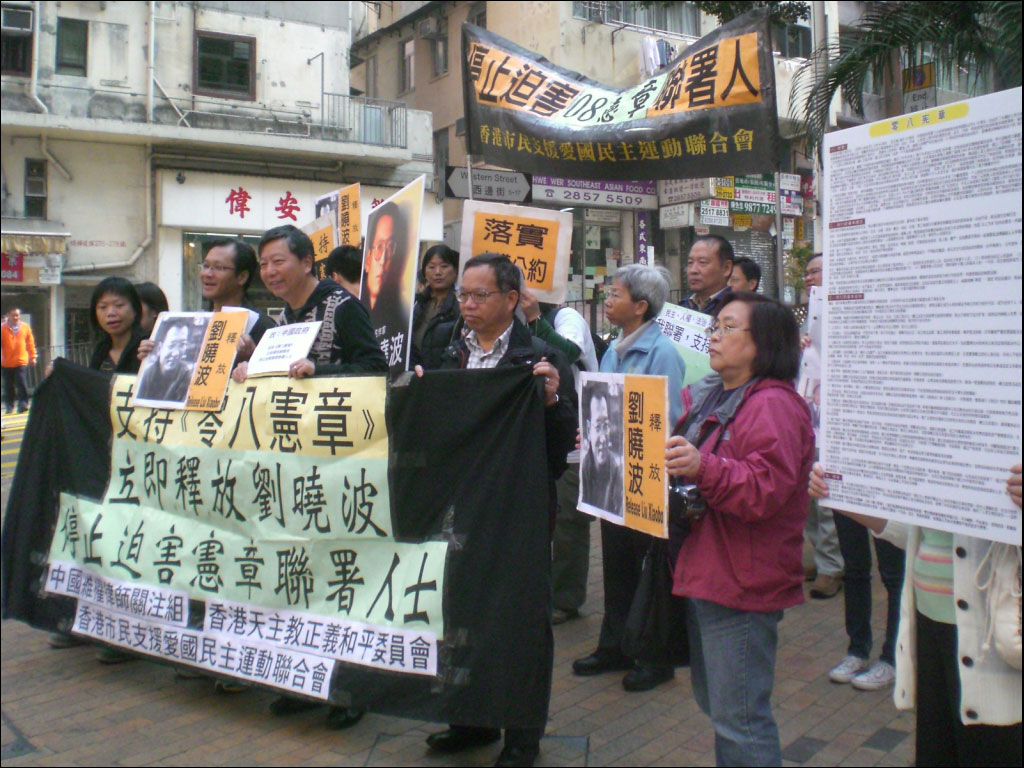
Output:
[819, 88, 1022, 545]
[460, 200, 572, 303]
[135, 313, 212, 409]
[579, 372, 668, 538]
[246, 322, 323, 377]
[362, 176, 425, 373]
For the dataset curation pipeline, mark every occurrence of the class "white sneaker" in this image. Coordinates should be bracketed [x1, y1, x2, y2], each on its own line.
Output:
[852, 660, 895, 691]
[829, 654, 870, 683]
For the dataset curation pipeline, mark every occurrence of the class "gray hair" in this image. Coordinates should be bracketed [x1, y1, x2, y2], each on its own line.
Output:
[613, 264, 671, 320]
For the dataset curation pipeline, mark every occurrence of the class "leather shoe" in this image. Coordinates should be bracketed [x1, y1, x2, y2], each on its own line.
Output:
[809, 572, 843, 599]
[622, 663, 674, 692]
[269, 695, 320, 716]
[426, 726, 501, 753]
[325, 706, 364, 730]
[495, 743, 540, 767]
[572, 650, 632, 676]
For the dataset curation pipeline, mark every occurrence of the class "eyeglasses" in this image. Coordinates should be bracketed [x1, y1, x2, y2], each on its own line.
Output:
[457, 289, 502, 304]
[368, 240, 396, 263]
[702, 323, 751, 338]
[200, 263, 235, 273]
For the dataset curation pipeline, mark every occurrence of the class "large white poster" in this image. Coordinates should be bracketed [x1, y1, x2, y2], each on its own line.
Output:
[820, 88, 1022, 545]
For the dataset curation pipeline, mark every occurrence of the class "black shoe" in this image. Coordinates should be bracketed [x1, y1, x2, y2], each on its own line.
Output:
[269, 695, 320, 716]
[426, 726, 502, 753]
[572, 649, 632, 676]
[325, 706, 364, 730]
[495, 744, 540, 767]
[622, 663, 674, 692]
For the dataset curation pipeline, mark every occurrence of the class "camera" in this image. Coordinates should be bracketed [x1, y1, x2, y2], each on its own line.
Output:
[669, 483, 706, 520]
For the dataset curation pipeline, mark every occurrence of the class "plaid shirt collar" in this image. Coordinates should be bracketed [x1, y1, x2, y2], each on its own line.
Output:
[464, 321, 514, 369]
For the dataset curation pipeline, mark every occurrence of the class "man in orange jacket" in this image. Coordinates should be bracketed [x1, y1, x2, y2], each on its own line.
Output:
[1, 308, 36, 413]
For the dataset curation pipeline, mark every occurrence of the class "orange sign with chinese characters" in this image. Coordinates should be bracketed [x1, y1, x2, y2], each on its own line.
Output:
[303, 214, 336, 280]
[338, 183, 361, 246]
[622, 374, 669, 539]
[185, 310, 249, 411]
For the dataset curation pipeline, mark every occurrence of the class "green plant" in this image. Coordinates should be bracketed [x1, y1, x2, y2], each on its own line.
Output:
[785, 243, 814, 296]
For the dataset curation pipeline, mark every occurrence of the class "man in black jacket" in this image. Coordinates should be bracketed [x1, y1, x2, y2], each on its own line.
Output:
[418, 253, 576, 768]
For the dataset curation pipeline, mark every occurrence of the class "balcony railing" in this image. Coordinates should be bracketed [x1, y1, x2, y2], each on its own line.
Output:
[321, 92, 408, 148]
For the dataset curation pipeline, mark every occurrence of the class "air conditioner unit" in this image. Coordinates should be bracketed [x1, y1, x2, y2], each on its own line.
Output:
[417, 17, 440, 39]
[1, 7, 33, 33]
[25, 177, 47, 197]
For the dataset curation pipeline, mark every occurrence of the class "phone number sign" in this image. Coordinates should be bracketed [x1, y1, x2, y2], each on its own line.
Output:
[531, 176, 658, 210]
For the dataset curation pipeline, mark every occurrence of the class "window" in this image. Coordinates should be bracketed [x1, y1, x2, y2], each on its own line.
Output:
[433, 128, 449, 200]
[468, 3, 486, 29]
[1, 5, 33, 76]
[194, 31, 255, 100]
[399, 38, 415, 93]
[772, 22, 812, 59]
[572, 2, 699, 37]
[55, 17, 88, 76]
[431, 29, 448, 76]
[24, 159, 46, 219]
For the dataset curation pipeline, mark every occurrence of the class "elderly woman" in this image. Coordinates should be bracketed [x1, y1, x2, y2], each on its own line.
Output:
[573, 264, 686, 692]
[665, 291, 814, 766]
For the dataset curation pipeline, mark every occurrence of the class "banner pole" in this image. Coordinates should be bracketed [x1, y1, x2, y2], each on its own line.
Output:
[466, 154, 474, 201]
[774, 171, 785, 302]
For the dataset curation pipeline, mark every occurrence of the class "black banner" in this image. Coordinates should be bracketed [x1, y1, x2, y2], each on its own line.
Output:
[2, 361, 552, 729]
[462, 9, 780, 181]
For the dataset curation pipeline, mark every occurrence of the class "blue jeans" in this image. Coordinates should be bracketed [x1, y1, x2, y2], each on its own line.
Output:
[833, 512, 904, 664]
[685, 597, 783, 767]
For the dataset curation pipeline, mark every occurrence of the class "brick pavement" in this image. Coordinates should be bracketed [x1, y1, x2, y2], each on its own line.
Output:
[2, 469, 914, 767]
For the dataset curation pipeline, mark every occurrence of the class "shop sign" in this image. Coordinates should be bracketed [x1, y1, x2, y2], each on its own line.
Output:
[531, 176, 658, 210]
[658, 178, 713, 205]
[780, 172, 801, 191]
[730, 200, 775, 215]
[584, 209, 622, 225]
[659, 202, 693, 229]
[700, 199, 730, 226]
[779, 190, 802, 216]
[636, 211, 651, 264]
[1, 252, 23, 282]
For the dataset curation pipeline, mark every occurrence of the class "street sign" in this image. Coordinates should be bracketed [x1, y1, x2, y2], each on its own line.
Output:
[445, 166, 532, 203]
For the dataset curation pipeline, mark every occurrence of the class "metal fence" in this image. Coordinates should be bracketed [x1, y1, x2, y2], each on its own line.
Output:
[321, 93, 408, 148]
[565, 288, 685, 336]
[10, 343, 94, 393]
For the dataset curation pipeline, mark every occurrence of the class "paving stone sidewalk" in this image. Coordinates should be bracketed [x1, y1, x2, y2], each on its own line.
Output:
[2, 469, 914, 767]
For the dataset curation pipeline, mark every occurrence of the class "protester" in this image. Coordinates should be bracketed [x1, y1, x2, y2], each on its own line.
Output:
[411, 244, 460, 367]
[87, 278, 146, 374]
[135, 282, 169, 336]
[1, 308, 36, 414]
[519, 286, 600, 625]
[684, 235, 734, 315]
[665, 291, 814, 766]
[727, 256, 761, 292]
[809, 463, 1022, 767]
[232, 225, 387, 382]
[417, 253, 576, 768]
[324, 243, 364, 297]
[800, 253, 845, 600]
[199, 238, 274, 346]
[573, 264, 685, 693]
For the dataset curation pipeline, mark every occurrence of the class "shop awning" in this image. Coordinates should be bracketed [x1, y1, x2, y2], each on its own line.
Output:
[1, 218, 70, 255]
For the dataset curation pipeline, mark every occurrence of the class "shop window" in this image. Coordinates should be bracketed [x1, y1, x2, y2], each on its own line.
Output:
[399, 38, 415, 93]
[24, 159, 46, 219]
[55, 17, 88, 76]
[1, 5, 33, 76]
[194, 31, 256, 100]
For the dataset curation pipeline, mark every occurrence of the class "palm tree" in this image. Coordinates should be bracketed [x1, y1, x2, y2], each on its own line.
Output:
[791, 1, 1022, 161]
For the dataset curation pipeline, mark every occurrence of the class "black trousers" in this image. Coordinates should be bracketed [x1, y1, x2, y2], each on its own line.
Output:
[915, 611, 1022, 767]
[2, 366, 29, 411]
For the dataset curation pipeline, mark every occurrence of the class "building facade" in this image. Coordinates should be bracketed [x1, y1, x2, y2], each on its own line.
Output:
[2, 0, 437, 357]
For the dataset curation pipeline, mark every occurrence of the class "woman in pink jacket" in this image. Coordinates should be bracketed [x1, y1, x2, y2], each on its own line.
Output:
[666, 291, 814, 767]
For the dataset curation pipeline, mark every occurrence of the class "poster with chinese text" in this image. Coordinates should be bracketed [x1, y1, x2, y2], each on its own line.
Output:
[654, 303, 714, 386]
[303, 214, 336, 280]
[184, 310, 249, 411]
[578, 372, 668, 538]
[460, 200, 572, 304]
[134, 313, 212, 410]
[361, 176, 425, 374]
[246, 322, 323, 377]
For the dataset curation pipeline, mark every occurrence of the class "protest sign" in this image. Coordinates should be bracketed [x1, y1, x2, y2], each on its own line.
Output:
[819, 88, 1023, 545]
[796, 287, 822, 435]
[462, 10, 778, 181]
[362, 176, 424, 374]
[578, 372, 668, 538]
[134, 313, 212, 409]
[184, 310, 249, 411]
[246, 322, 322, 377]
[460, 200, 572, 303]
[337, 183, 361, 247]
[303, 213, 336, 279]
[654, 303, 714, 387]
[3, 361, 553, 728]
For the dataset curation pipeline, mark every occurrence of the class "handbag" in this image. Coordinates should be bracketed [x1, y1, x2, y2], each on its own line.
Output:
[975, 542, 1022, 670]
[622, 537, 689, 666]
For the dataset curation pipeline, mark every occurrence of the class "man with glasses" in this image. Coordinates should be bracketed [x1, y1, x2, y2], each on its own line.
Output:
[200, 238, 275, 346]
[417, 253, 576, 768]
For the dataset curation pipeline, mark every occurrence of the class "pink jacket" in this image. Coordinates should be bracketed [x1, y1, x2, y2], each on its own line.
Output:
[672, 376, 815, 612]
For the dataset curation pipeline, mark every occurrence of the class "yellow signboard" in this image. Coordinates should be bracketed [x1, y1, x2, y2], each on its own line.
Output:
[622, 374, 669, 538]
[185, 310, 249, 411]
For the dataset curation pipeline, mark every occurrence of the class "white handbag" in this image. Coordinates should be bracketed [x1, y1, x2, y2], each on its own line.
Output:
[976, 542, 1022, 670]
